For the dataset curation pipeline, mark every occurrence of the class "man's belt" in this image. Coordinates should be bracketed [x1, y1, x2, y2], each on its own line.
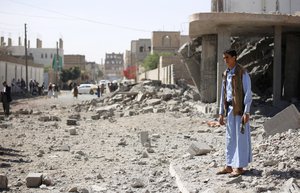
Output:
[227, 101, 233, 106]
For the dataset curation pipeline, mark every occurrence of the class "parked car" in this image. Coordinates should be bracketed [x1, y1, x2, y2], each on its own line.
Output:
[77, 84, 97, 94]
[98, 80, 110, 85]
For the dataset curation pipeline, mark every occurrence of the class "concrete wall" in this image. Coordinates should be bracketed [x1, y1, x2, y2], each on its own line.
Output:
[139, 68, 159, 81]
[0, 60, 44, 90]
[139, 65, 174, 84]
[160, 55, 192, 84]
[224, 0, 300, 15]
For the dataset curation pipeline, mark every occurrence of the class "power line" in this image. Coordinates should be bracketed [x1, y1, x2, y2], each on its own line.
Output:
[0, 11, 75, 21]
[8, 0, 152, 33]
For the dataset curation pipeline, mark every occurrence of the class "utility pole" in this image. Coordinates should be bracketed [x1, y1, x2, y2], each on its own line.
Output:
[24, 23, 28, 92]
[56, 41, 59, 85]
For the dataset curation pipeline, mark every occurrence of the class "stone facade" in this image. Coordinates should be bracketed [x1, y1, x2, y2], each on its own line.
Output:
[104, 52, 124, 81]
[64, 55, 86, 70]
[151, 31, 181, 54]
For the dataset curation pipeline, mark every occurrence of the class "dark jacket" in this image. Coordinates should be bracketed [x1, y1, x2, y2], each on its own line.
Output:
[1, 86, 12, 103]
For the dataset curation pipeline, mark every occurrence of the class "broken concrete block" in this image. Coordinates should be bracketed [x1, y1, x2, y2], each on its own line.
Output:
[154, 108, 165, 113]
[67, 119, 77, 126]
[280, 178, 300, 193]
[69, 128, 77, 135]
[0, 174, 8, 189]
[142, 107, 154, 114]
[124, 110, 135, 117]
[26, 173, 42, 188]
[68, 114, 81, 120]
[91, 114, 100, 120]
[42, 175, 53, 186]
[146, 99, 161, 106]
[140, 131, 151, 147]
[263, 104, 300, 136]
[187, 142, 212, 156]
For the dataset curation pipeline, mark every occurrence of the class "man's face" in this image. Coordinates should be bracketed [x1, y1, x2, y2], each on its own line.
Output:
[223, 54, 236, 68]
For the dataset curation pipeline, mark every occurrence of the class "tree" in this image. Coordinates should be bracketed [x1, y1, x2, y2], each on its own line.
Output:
[60, 66, 81, 83]
[142, 52, 174, 71]
[142, 52, 159, 71]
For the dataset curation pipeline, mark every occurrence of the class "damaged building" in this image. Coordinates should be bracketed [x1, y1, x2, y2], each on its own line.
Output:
[179, 0, 300, 108]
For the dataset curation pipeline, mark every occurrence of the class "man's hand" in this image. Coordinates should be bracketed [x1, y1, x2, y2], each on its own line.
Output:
[242, 113, 250, 124]
[219, 114, 225, 125]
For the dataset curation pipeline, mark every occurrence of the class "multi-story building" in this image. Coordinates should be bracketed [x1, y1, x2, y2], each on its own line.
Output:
[151, 31, 181, 54]
[104, 52, 124, 81]
[180, 0, 300, 105]
[124, 50, 132, 69]
[85, 61, 101, 82]
[63, 55, 85, 70]
[131, 39, 151, 65]
[1, 36, 63, 87]
[211, 0, 300, 14]
[2, 37, 64, 67]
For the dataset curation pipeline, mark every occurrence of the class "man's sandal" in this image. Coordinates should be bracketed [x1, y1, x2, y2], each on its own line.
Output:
[228, 169, 245, 177]
[216, 167, 233, 175]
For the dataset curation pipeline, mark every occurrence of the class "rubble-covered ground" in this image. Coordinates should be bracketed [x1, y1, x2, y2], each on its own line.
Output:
[0, 80, 299, 193]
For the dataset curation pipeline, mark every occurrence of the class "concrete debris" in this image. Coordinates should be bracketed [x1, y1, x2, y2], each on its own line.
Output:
[16, 108, 33, 115]
[2, 79, 300, 193]
[69, 127, 77, 135]
[67, 119, 77, 125]
[187, 142, 212, 156]
[26, 173, 42, 188]
[38, 116, 61, 122]
[0, 174, 8, 189]
[280, 178, 300, 193]
[131, 178, 145, 188]
[263, 104, 300, 136]
[140, 131, 151, 147]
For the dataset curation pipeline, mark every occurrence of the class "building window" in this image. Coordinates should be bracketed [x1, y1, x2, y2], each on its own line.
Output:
[139, 46, 144, 52]
[45, 53, 47, 58]
[162, 35, 171, 47]
[41, 53, 43, 58]
[148, 46, 151, 52]
[51, 54, 53, 58]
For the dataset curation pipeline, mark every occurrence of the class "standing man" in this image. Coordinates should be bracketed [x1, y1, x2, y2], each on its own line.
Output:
[217, 49, 252, 177]
[1, 81, 12, 117]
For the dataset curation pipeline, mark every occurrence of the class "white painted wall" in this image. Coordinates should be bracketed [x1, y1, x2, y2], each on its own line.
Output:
[224, 0, 300, 15]
[0, 61, 44, 90]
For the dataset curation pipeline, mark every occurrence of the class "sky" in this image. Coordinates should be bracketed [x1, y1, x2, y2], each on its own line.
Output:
[0, 0, 211, 64]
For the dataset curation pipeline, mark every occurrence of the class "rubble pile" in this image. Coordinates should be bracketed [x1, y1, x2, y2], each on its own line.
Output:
[0, 80, 299, 193]
[72, 80, 207, 120]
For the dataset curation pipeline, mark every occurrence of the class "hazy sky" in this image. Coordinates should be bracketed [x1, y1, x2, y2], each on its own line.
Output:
[0, 0, 211, 64]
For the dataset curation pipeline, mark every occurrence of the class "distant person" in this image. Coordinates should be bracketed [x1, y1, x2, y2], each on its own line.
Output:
[1, 81, 12, 117]
[97, 85, 100, 98]
[100, 84, 105, 96]
[72, 83, 78, 99]
[53, 84, 58, 98]
[47, 83, 53, 98]
[217, 49, 252, 177]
